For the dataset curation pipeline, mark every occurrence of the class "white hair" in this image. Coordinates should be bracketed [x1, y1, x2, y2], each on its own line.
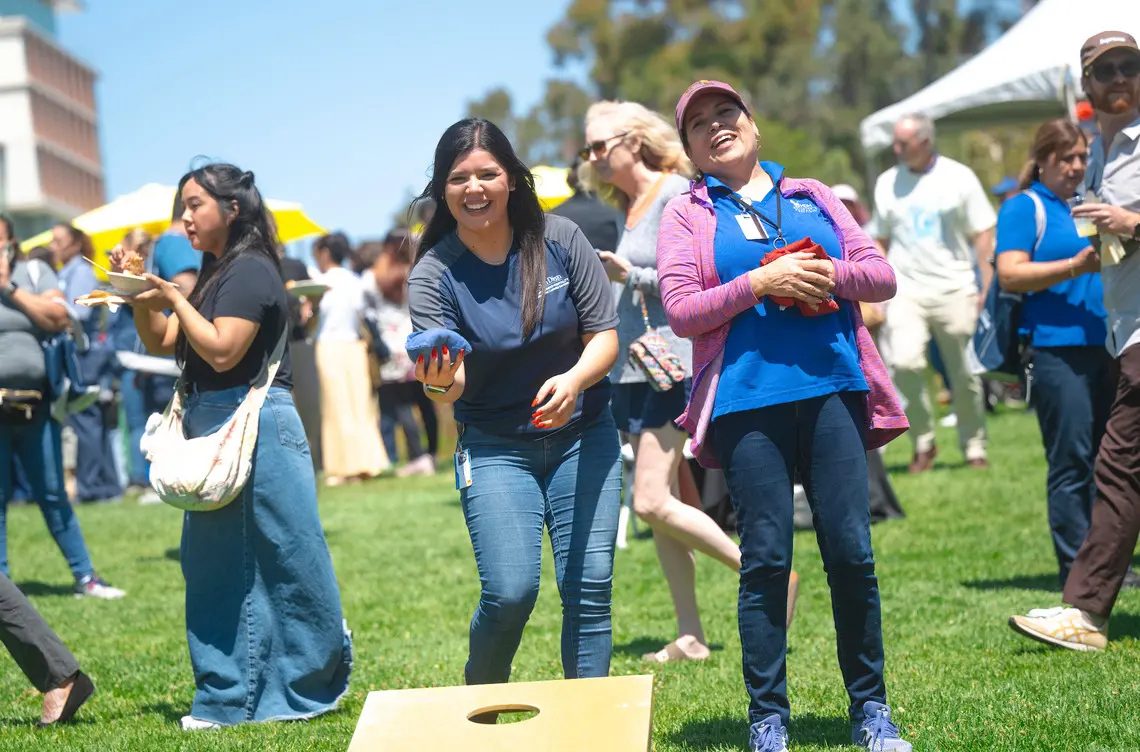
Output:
[898, 113, 936, 144]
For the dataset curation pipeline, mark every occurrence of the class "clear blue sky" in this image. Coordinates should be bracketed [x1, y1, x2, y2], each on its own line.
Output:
[57, 0, 573, 242]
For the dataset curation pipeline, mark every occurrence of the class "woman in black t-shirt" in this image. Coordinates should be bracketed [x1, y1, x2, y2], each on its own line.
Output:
[110, 164, 351, 730]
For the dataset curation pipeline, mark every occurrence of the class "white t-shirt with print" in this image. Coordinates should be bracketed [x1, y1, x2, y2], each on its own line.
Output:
[869, 155, 996, 298]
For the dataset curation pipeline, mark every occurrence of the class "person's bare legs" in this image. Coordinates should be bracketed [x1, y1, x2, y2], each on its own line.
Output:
[633, 426, 742, 661]
[632, 427, 742, 570]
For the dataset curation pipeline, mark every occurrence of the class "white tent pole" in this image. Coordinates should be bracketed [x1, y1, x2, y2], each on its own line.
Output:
[1062, 65, 1078, 123]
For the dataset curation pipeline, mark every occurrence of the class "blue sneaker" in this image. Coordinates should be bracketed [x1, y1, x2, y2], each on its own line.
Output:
[749, 713, 789, 752]
[853, 701, 911, 751]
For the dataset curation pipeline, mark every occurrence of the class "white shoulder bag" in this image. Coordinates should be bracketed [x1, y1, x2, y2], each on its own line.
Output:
[141, 326, 288, 512]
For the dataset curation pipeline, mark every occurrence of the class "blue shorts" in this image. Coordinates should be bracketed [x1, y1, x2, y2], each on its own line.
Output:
[610, 380, 691, 435]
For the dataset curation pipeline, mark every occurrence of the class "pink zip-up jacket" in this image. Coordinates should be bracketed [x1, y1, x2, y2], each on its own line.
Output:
[656, 175, 909, 469]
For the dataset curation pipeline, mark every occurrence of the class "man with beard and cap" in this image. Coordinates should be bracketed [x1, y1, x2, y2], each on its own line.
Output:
[1009, 30, 1140, 652]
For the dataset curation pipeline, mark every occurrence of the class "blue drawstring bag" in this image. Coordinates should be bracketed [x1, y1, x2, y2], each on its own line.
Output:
[966, 190, 1044, 382]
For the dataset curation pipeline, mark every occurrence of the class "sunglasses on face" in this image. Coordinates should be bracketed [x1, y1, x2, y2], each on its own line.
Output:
[579, 132, 629, 160]
[1088, 58, 1140, 84]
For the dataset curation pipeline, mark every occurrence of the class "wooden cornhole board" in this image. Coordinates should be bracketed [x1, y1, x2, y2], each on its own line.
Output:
[347, 674, 654, 752]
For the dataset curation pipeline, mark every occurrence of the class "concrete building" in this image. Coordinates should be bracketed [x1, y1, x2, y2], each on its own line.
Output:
[0, 0, 103, 243]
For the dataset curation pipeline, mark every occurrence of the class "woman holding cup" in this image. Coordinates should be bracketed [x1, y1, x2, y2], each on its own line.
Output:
[995, 118, 1110, 589]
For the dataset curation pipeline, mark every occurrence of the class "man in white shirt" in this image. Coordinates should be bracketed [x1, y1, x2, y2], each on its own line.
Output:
[870, 113, 996, 472]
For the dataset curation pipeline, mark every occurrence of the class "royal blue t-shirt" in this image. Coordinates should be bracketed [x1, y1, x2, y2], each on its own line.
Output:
[408, 215, 619, 436]
[709, 162, 866, 419]
[995, 183, 1106, 348]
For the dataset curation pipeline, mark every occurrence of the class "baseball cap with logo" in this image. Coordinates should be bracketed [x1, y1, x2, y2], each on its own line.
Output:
[675, 80, 750, 143]
[1080, 30, 1140, 71]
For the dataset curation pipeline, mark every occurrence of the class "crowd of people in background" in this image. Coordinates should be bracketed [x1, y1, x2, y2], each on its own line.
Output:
[0, 25, 1138, 752]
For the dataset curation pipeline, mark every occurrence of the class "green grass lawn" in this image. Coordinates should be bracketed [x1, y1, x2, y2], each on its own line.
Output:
[5, 407, 1140, 751]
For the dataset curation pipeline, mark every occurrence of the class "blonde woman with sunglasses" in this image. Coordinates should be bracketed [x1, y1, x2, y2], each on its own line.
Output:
[581, 101, 798, 664]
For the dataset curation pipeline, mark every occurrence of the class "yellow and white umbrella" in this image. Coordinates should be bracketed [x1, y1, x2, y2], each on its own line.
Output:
[532, 166, 573, 212]
[21, 183, 325, 277]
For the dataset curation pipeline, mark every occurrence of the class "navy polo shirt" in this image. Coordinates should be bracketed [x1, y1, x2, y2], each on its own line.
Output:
[995, 182, 1106, 348]
[709, 161, 866, 419]
[408, 215, 619, 436]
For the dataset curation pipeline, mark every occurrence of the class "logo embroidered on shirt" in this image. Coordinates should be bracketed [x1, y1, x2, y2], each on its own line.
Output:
[544, 275, 569, 295]
[789, 199, 818, 213]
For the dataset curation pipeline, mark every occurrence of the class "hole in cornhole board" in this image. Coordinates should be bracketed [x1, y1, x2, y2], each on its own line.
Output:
[467, 704, 540, 724]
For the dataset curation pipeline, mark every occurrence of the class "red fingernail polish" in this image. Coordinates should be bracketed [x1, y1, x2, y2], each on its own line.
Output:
[531, 398, 539, 407]
[417, 355, 424, 364]
[431, 349, 437, 359]
[443, 346, 449, 357]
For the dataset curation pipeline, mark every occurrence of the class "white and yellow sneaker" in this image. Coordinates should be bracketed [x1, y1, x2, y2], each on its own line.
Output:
[1008, 606, 1107, 652]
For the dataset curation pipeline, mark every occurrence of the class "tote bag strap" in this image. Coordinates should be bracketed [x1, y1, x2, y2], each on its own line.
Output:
[246, 321, 289, 413]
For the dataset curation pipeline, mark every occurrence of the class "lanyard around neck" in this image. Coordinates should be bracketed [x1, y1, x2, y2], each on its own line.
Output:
[726, 188, 786, 247]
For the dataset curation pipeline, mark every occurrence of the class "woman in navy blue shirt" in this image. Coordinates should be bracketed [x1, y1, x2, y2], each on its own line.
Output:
[995, 118, 1109, 589]
[407, 119, 622, 687]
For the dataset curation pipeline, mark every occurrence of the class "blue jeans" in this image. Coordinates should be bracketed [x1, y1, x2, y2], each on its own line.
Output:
[181, 386, 352, 724]
[120, 371, 177, 486]
[1031, 346, 1114, 587]
[714, 392, 886, 728]
[0, 404, 94, 580]
[459, 410, 622, 684]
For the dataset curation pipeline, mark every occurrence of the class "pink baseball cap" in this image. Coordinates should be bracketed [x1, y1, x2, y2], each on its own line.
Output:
[675, 80, 750, 139]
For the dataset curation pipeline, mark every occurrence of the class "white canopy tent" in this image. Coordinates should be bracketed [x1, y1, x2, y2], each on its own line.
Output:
[859, 0, 1140, 154]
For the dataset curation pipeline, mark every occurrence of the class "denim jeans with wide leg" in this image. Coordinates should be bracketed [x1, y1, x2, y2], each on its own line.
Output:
[0, 403, 94, 580]
[181, 386, 352, 725]
[714, 391, 886, 729]
[459, 410, 622, 684]
[1030, 346, 1114, 588]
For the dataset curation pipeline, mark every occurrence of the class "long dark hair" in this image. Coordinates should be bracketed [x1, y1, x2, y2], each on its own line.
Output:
[174, 163, 281, 367]
[1018, 119, 1089, 190]
[414, 118, 547, 339]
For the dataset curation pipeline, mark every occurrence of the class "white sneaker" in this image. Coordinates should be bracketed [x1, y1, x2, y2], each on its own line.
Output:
[181, 715, 222, 731]
[74, 575, 126, 600]
[396, 454, 436, 478]
[138, 489, 162, 505]
[939, 413, 958, 428]
[1009, 606, 1107, 651]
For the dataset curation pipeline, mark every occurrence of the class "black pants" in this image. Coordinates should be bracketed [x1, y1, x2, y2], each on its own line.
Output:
[0, 572, 79, 691]
[379, 382, 426, 463]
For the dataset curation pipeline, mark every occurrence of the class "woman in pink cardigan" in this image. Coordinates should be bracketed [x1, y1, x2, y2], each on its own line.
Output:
[657, 80, 911, 752]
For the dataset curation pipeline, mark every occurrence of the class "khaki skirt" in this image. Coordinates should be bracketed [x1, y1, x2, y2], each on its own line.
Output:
[315, 339, 388, 478]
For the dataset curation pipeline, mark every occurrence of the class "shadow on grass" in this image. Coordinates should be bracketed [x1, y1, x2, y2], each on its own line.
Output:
[961, 572, 1060, 593]
[140, 702, 185, 724]
[663, 713, 852, 750]
[0, 715, 95, 728]
[612, 637, 724, 658]
[14, 581, 75, 597]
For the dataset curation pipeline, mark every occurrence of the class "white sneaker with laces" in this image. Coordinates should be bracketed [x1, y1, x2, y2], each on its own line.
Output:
[1009, 606, 1107, 651]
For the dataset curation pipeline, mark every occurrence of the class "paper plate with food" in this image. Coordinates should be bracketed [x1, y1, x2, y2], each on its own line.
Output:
[74, 289, 129, 312]
[285, 279, 329, 298]
[106, 252, 155, 293]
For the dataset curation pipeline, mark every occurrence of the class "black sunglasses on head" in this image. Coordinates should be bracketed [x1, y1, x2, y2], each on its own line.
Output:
[578, 132, 630, 161]
[1088, 57, 1140, 83]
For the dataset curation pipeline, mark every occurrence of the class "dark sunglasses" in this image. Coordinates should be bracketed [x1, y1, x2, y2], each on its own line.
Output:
[1088, 58, 1140, 84]
[579, 132, 629, 161]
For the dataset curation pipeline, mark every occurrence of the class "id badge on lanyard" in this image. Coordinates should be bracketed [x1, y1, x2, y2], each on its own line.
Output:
[730, 191, 786, 248]
[454, 423, 472, 490]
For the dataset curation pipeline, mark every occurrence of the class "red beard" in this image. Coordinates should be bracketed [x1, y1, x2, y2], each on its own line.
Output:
[1096, 88, 1139, 114]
